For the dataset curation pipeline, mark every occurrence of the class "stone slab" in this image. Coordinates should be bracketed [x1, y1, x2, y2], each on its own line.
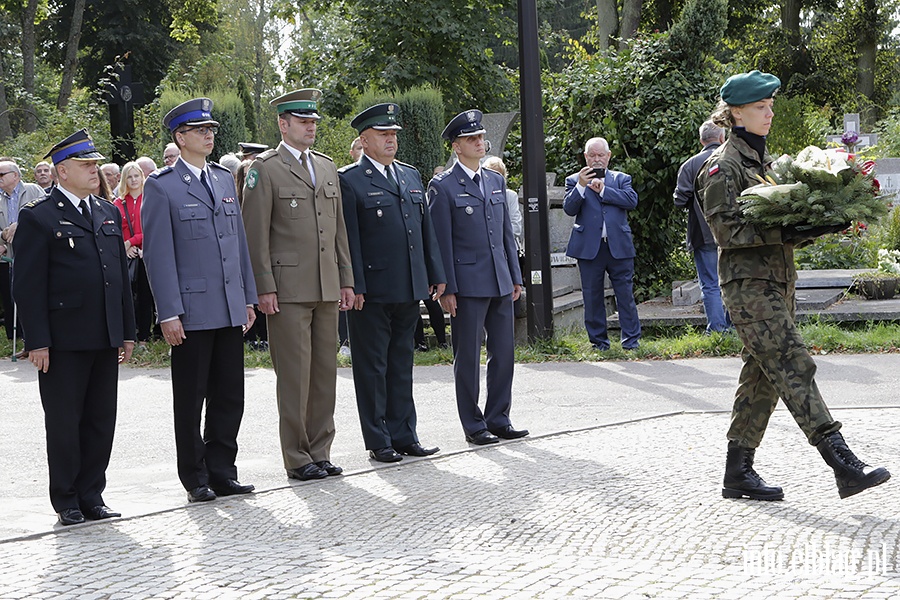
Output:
[672, 280, 702, 306]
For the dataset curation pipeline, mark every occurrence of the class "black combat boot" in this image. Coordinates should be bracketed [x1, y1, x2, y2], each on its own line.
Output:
[816, 432, 891, 499]
[722, 441, 784, 500]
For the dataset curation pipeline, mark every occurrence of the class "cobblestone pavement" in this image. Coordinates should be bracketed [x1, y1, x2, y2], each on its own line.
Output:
[1, 404, 898, 599]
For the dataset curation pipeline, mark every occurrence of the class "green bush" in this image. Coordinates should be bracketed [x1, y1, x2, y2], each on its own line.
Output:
[882, 206, 900, 252]
[313, 116, 360, 167]
[794, 233, 876, 270]
[766, 94, 835, 156]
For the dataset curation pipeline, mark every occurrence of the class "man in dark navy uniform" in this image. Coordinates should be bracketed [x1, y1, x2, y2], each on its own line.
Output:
[142, 98, 258, 503]
[339, 103, 446, 463]
[14, 129, 135, 525]
[427, 110, 528, 446]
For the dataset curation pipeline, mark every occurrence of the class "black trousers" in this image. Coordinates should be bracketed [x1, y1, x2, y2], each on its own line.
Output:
[0, 262, 15, 339]
[39, 347, 118, 512]
[170, 326, 245, 490]
[133, 259, 155, 342]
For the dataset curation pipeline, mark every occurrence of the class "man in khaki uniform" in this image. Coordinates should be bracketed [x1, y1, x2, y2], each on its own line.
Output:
[242, 89, 355, 481]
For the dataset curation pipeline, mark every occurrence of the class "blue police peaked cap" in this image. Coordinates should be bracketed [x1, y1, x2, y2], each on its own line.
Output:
[44, 129, 105, 165]
[164, 98, 219, 132]
[442, 110, 486, 141]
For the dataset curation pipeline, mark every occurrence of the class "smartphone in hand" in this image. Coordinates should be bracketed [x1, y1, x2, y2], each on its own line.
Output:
[588, 167, 606, 179]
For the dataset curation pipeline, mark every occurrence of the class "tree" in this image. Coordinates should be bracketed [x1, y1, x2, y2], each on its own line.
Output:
[593, 0, 644, 51]
[56, 0, 85, 109]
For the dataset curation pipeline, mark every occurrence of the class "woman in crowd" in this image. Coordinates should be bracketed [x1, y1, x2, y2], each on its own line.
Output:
[114, 161, 155, 348]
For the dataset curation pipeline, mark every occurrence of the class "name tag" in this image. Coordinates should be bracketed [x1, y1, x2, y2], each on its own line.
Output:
[367, 191, 384, 197]
[183, 203, 199, 208]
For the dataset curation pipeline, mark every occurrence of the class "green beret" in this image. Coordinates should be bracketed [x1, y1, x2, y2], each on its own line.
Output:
[720, 70, 781, 106]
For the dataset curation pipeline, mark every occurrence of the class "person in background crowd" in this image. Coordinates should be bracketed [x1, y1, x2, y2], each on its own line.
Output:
[563, 137, 641, 351]
[241, 88, 354, 482]
[163, 143, 180, 167]
[428, 110, 528, 446]
[136, 156, 157, 179]
[114, 162, 154, 348]
[219, 153, 242, 175]
[100, 163, 121, 195]
[142, 98, 258, 503]
[673, 120, 731, 334]
[340, 102, 446, 462]
[34, 161, 54, 191]
[13, 129, 134, 525]
[697, 70, 890, 501]
[238, 143, 269, 163]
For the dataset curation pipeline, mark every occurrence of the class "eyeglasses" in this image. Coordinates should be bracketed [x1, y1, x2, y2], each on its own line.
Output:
[181, 126, 219, 136]
[0, 172, 13, 178]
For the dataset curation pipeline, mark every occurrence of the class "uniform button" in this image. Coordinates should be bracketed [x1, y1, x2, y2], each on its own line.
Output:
[404, 214, 409, 218]
[409, 245, 414, 250]
[223, 257, 227, 262]
[487, 216, 492, 220]
[226, 278, 230, 284]
[321, 247, 325, 251]
[219, 233, 223, 238]
[99, 249, 104, 253]
[103, 264, 107, 269]
[105, 281, 110, 287]
[491, 244, 495, 248]
[318, 212, 321, 216]
[320, 229, 324, 233]
[408, 229, 412, 234]
[215, 209, 220, 215]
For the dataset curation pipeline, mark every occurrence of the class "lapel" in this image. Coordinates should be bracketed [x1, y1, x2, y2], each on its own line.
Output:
[174, 160, 214, 210]
[88, 195, 104, 233]
[453, 163, 483, 201]
[278, 142, 314, 190]
[363, 155, 399, 197]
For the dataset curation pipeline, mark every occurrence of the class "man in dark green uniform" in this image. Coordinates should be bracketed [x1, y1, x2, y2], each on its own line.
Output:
[339, 103, 446, 462]
[698, 70, 890, 500]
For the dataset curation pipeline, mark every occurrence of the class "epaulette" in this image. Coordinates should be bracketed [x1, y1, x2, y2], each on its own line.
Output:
[394, 160, 418, 172]
[337, 162, 360, 175]
[311, 149, 334, 163]
[209, 161, 232, 174]
[482, 166, 501, 176]
[22, 196, 48, 210]
[149, 165, 173, 179]
[433, 169, 452, 182]
[256, 148, 279, 162]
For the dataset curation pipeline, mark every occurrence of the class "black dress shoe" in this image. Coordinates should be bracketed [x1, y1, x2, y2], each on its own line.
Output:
[489, 425, 530, 440]
[57, 508, 85, 526]
[287, 463, 329, 481]
[395, 442, 440, 457]
[316, 461, 343, 476]
[210, 479, 255, 496]
[369, 447, 403, 462]
[465, 429, 500, 445]
[187, 485, 217, 503]
[83, 505, 121, 520]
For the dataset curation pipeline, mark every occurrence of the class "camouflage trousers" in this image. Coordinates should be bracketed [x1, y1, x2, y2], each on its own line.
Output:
[722, 278, 841, 448]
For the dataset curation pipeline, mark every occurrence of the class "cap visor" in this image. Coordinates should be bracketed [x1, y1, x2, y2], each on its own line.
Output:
[371, 124, 403, 131]
[286, 111, 322, 121]
[456, 128, 486, 138]
[182, 119, 220, 127]
[68, 151, 106, 162]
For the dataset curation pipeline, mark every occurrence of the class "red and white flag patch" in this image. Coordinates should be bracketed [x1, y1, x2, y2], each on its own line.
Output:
[708, 164, 720, 176]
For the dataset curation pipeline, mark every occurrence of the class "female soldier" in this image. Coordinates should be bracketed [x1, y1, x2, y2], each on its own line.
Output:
[698, 70, 890, 500]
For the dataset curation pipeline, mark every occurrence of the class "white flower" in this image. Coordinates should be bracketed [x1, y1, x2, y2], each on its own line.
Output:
[877, 248, 900, 274]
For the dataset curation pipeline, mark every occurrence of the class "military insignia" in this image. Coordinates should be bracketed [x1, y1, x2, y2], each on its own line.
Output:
[246, 168, 259, 189]
[59, 220, 73, 225]
[290, 199, 298, 208]
[310, 89, 322, 101]
[202, 98, 212, 112]
[376, 209, 383, 217]
[69, 238, 75, 248]
[182, 173, 192, 183]
[467, 111, 476, 122]
[387, 105, 395, 114]
[212, 173, 218, 181]
[223, 197, 235, 203]
[708, 164, 720, 176]
[365, 169, 372, 175]
[465, 206, 474, 215]
[58, 202, 65, 207]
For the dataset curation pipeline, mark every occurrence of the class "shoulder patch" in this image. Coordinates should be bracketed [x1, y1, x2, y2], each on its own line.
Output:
[311, 150, 334, 163]
[707, 164, 720, 176]
[246, 168, 259, 189]
[150, 166, 173, 179]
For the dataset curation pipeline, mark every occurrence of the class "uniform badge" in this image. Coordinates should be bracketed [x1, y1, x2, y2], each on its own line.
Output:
[465, 206, 474, 215]
[365, 169, 373, 175]
[376, 209, 383, 217]
[69, 238, 75, 248]
[182, 173, 192, 183]
[246, 168, 259, 189]
[290, 199, 298, 208]
[223, 197, 235, 203]
[708, 164, 720, 176]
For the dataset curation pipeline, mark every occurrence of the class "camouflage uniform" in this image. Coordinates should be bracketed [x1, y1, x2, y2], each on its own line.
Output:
[697, 135, 841, 448]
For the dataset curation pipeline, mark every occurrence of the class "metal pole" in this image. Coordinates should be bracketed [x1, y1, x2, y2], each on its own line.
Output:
[517, 0, 554, 341]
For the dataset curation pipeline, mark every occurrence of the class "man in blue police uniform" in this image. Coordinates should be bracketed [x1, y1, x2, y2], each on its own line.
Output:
[339, 103, 446, 462]
[14, 129, 135, 525]
[563, 137, 641, 350]
[142, 98, 258, 503]
[428, 110, 528, 446]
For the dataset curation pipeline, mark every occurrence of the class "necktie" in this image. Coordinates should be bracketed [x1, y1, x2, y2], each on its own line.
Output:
[79, 199, 91, 221]
[385, 164, 399, 193]
[302, 152, 316, 187]
[473, 173, 483, 198]
[200, 169, 214, 202]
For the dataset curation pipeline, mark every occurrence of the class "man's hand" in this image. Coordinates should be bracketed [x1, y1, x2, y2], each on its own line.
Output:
[340, 287, 355, 311]
[161, 319, 187, 346]
[353, 293, 365, 311]
[243, 306, 256, 335]
[431, 283, 447, 300]
[29, 347, 50, 373]
[3, 222, 17, 243]
[439, 292, 457, 317]
[119, 341, 134, 364]
[588, 178, 604, 193]
[577, 166, 595, 187]
[512, 284, 522, 302]
[258, 292, 279, 315]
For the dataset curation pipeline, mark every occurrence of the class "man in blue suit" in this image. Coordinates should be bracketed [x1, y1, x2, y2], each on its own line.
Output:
[564, 137, 641, 350]
[428, 110, 528, 446]
[142, 98, 258, 503]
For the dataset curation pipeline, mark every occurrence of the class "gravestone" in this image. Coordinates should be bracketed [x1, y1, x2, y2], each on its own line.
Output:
[104, 65, 146, 165]
[874, 158, 900, 201]
[825, 113, 878, 149]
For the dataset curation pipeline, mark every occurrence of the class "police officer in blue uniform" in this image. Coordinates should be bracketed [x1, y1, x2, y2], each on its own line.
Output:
[428, 110, 528, 445]
[14, 129, 135, 525]
[141, 98, 258, 503]
[339, 103, 446, 462]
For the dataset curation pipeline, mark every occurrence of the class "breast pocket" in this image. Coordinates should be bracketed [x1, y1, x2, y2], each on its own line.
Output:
[100, 223, 123, 256]
[52, 227, 86, 247]
[178, 207, 211, 239]
[363, 195, 395, 225]
[278, 187, 312, 219]
[409, 192, 425, 222]
[453, 196, 480, 218]
[324, 182, 338, 217]
[221, 202, 239, 235]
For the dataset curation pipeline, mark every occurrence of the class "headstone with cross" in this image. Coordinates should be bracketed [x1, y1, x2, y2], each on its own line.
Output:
[104, 65, 146, 165]
[825, 113, 878, 150]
